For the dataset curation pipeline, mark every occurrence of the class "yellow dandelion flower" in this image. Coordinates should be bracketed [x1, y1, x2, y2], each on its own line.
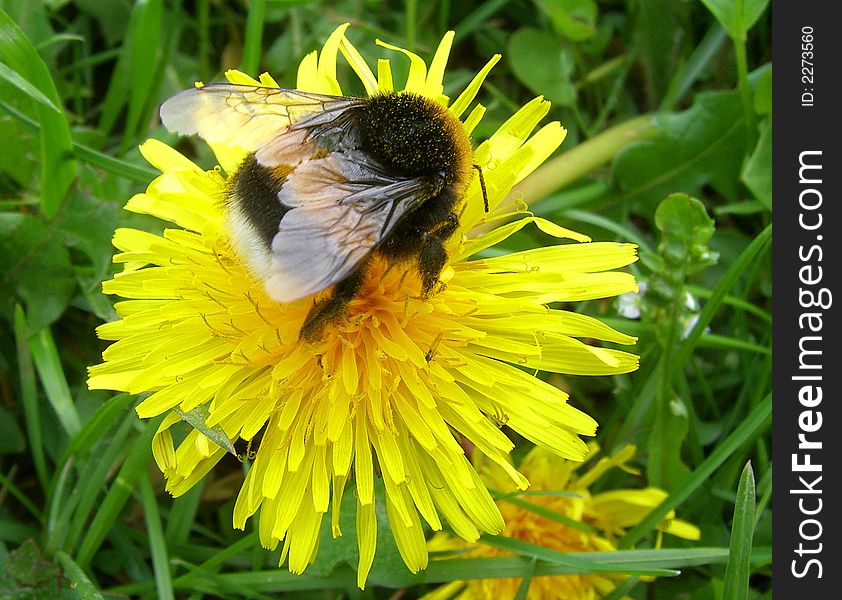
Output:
[88, 25, 640, 588]
[423, 445, 701, 600]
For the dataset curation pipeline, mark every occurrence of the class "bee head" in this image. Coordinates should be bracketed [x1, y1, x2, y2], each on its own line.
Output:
[359, 93, 472, 183]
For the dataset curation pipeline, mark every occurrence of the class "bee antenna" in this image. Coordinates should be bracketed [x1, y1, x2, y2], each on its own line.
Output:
[472, 164, 489, 212]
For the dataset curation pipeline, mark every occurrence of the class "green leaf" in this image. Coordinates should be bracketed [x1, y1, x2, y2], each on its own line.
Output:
[298, 478, 419, 586]
[654, 193, 717, 275]
[700, 0, 770, 41]
[306, 482, 359, 578]
[507, 27, 576, 107]
[58, 191, 121, 277]
[753, 67, 772, 115]
[721, 462, 756, 600]
[0, 8, 77, 218]
[533, 0, 598, 42]
[176, 406, 237, 456]
[644, 194, 717, 319]
[0, 213, 76, 330]
[367, 480, 423, 587]
[741, 119, 771, 210]
[0, 540, 65, 597]
[614, 90, 749, 213]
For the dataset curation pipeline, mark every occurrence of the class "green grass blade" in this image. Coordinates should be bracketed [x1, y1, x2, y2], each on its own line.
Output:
[0, 60, 62, 112]
[685, 284, 772, 323]
[482, 536, 677, 576]
[164, 482, 204, 546]
[562, 208, 656, 255]
[140, 474, 175, 600]
[98, 0, 161, 137]
[46, 395, 134, 553]
[170, 532, 259, 589]
[241, 0, 266, 75]
[453, 0, 510, 41]
[513, 557, 536, 600]
[74, 139, 159, 183]
[673, 222, 772, 376]
[660, 24, 728, 111]
[75, 416, 160, 569]
[28, 326, 82, 437]
[0, 469, 43, 522]
[62, 415, 136, 553]
[55, 551, 105, 600]
[0, 8, 77, 218]
[721, 462, 756, 600]
[14, 305, 49, 491]
[602, 577, 641, 600]
[695, 333, 771, 355]
[168, 549, 741, 592]
[50, 394, 135, 490]
[170, 560, 275, 599]
[121, 0, 164, 152]
[492, 490, 595, 534]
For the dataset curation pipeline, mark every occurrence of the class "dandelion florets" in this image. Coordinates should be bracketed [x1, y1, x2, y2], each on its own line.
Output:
[89, 24, 640, 587]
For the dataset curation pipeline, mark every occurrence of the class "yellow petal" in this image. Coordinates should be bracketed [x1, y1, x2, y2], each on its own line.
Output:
[376, 39, 427, 93]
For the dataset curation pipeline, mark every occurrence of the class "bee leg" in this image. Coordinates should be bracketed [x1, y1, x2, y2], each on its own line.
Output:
[419, 213, 459, 298]
[300, 264, 368, 342]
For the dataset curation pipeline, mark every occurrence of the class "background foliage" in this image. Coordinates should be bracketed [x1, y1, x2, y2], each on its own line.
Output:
[0, 0, 771, 598]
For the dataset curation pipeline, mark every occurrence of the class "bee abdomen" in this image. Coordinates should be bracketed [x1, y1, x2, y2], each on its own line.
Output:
[227, 154, 292, 251]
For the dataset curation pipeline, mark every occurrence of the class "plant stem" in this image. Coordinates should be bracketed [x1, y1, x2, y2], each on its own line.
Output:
[513, 115, 658, 203]
[733, 0, 757, 143]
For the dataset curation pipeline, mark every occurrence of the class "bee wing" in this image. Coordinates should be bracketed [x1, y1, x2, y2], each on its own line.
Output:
[263, 152, 434, 302]
[159, 84, 359, 151]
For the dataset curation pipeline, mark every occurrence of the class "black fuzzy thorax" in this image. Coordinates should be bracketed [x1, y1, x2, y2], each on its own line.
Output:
[357, 92, 472, 184]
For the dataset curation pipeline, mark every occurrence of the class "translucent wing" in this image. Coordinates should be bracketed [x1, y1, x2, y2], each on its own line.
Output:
[162, 83, 434, 302]
[159, 84, 360, 151]
[263, 151, 434, 302]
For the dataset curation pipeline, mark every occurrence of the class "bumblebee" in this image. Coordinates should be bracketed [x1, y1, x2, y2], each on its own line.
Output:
[160, 84, 480, 341]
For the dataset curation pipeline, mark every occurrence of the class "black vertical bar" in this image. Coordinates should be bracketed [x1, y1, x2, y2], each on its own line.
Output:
[773, 1, 838, 595]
